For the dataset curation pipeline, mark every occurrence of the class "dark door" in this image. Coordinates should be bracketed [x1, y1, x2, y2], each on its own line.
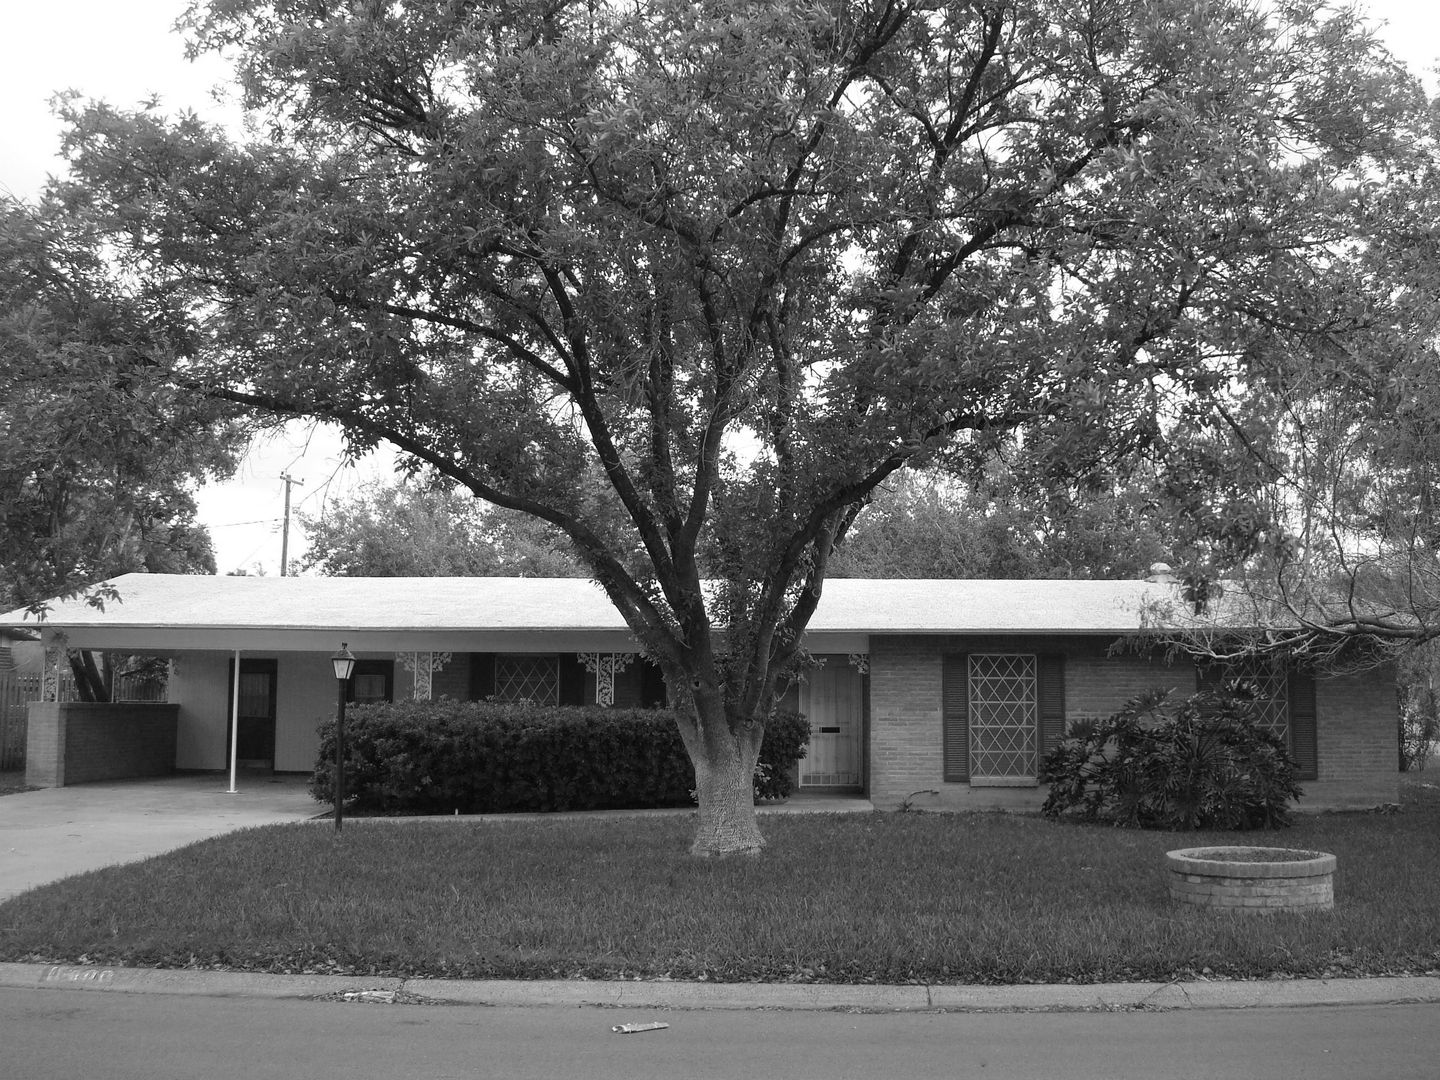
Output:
[227, 658, 278, 769]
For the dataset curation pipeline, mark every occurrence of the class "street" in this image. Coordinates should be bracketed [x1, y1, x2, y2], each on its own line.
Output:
[2, 987, 1437, 1079]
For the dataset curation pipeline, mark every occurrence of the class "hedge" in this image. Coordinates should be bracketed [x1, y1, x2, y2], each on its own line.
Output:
[310, 701, 811, 814]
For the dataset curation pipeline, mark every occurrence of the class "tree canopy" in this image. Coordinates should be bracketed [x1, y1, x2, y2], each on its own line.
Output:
[1177, 157, 1440, 668]
[43, 0, 1438, 850]
[0, 197, 244, 698]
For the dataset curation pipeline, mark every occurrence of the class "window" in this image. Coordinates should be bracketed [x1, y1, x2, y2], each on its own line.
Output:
[1198, 657, 1317, 781]
[943, 652, 1065, 785]
[493, 654, 560, 704]
[348, 659, 394, 704]
[967, 654, 1038, 781]
[353, 673, 389, 703]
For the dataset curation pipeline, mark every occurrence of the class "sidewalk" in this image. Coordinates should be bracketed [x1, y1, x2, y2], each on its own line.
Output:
[3, 961, 1439, 1013]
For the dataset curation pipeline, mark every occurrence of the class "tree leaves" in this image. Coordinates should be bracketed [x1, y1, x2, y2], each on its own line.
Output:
[39, 0, 1440, 722]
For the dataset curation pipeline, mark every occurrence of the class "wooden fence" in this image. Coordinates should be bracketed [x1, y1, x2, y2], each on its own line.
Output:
[0, 671, 166, 771]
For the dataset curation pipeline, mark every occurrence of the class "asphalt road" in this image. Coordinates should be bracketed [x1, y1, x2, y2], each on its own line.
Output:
[3, 987, 1438, 1080]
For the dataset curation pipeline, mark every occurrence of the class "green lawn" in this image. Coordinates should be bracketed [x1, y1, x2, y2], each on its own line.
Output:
[3, 779, 1440, 985]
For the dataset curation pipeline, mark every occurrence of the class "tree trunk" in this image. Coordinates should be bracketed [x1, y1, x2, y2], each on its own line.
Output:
[677, 701, 766, 857]
[68, 650, 109, 703]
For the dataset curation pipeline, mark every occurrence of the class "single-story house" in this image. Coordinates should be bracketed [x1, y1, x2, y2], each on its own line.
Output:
[1, 573, 1398, 809]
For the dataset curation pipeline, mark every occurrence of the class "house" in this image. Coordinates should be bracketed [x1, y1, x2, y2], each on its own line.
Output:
[1, 574, 1399, 809]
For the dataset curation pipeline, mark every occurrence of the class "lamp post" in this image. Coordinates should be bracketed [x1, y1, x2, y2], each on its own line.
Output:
[331, 643, 356, 832]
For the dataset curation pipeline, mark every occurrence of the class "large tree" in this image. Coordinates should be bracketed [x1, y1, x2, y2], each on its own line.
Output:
[1149, 156, 1440, 668]
[50, 0, 1433, 852]
[0, 197, 241, 700]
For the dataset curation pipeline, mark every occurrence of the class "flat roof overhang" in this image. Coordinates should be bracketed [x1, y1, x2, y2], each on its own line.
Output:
[28, 625, 873, 655]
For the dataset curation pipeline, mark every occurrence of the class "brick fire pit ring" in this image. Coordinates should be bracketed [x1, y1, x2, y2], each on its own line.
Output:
[1166, 847, 1335, 912]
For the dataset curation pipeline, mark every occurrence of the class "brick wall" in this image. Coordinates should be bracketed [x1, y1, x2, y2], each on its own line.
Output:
[1308, 665, 1398, 809]
[25, 702, 179, 788]
[869, 635, 1191, 810]
[23, 702, 64, 787]
[431, 653, 471, 701]
[867, 635, 1402, 813]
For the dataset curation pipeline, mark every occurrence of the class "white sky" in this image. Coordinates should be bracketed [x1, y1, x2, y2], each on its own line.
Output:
[3, 1, 1439, 574]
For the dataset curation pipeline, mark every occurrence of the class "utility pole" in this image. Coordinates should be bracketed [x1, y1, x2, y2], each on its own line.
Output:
[279, 472, 303, 576]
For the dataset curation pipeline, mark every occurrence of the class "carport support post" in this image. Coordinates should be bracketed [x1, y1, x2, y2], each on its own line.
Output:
[228, 650, 241, 794]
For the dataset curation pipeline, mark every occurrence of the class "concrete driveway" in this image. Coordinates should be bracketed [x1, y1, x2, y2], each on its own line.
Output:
[0, 773, 322, 901]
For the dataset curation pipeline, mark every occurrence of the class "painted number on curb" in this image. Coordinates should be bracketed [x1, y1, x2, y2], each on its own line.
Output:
[42, 966, 115, 983]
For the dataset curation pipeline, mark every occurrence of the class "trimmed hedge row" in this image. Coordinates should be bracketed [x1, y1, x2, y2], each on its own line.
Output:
[310, 701, 811, 814]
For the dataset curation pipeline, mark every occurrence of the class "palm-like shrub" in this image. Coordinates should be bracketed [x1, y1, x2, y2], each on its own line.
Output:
[1040, 685, 1303, 830]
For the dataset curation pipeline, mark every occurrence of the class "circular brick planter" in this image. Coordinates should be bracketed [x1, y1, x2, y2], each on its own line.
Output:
[1166, 847, 1335, 913]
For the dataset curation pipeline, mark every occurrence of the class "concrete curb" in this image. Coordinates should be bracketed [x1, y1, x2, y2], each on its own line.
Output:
[4, 963, 1440, 1013]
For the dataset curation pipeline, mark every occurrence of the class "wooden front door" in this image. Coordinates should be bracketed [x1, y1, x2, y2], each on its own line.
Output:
[799, 663, 864, 790]
[228, 658, 277, 769]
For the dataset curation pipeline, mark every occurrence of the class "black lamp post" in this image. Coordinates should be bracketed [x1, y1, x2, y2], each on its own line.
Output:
[331, 643, 356, 832]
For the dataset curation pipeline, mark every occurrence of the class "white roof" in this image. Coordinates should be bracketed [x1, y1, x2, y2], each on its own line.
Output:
[1, 573, 1201, 639]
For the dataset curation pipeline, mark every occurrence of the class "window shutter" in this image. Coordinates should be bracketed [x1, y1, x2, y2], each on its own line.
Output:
[1037, 655, 1066, 766]
[469, 653, 495, 700]
[1288, 669, 1318, 781]
[558, 654, 586, 705]
[942, 654, 969, 783]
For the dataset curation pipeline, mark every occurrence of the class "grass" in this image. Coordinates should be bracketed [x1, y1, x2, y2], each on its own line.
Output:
[3, 779, 1440, 985]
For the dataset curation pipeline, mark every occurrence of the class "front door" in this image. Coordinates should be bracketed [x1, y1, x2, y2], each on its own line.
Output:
[228, 658, 277, 770]
[799, 663, 864, 790]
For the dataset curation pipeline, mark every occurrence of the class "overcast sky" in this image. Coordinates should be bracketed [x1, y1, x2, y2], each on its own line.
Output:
[4, 1, 1439, 574]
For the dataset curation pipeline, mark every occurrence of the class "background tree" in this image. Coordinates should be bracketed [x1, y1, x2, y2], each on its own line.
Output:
[50, 0, 1433, 851]
[0, 196, 241, 700]
[1146, 154, 1440, 668]
[299, 480, 584, 577]
[830, 466, 1170, 579]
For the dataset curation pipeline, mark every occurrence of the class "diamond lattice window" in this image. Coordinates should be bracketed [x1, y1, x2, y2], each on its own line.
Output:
[969, 654, 1037, 779]
[494, 655, 560, 704]
[1216, 657, 1289, 737]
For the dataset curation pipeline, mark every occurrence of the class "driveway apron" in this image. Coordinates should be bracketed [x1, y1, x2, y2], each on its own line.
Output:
[0, 774, 321, 901]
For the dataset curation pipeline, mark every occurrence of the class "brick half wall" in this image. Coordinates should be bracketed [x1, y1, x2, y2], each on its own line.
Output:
[25, 702, 180, 788]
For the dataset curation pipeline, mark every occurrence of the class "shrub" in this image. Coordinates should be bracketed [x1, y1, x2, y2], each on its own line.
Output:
[754, 710, 810, 801]
[1039, 686, 1303, 830]
[1399, 685, 1439, 772]
[311, 702, 810, 814]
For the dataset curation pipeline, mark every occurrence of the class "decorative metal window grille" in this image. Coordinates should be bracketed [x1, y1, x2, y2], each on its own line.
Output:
[969, 654, 1037, 779]
[576, 653, 635, 707]
[397, 651, 452, 701]
[494, 655, 560, 704]
[1216, 657, 1289, 737]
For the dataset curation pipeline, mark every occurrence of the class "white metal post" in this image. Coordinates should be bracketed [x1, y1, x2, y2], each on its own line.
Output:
[228, 649, 241, 794]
